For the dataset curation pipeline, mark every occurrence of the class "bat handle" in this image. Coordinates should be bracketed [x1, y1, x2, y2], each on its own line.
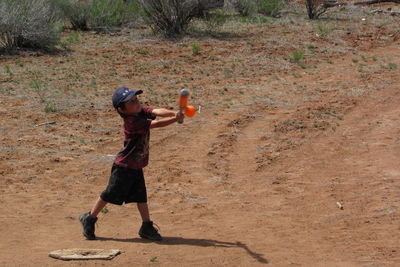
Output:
[177, 108, 184, 124]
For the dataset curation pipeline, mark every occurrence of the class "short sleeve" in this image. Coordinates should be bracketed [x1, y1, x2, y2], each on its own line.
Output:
[141, 105, 156, 120]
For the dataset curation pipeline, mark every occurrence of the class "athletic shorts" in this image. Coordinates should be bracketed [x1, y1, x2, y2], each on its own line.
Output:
[100, 163, 147, 205]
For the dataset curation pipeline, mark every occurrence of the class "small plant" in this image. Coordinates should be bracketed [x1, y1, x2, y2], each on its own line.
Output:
[289, 50, 304, 63]
[307, 44, 317, 51]
[388, 62, 397, 70]
[381, 63, 398, 70]
[44, 102, 57, 113]
[136, 49, 149, 55]
[192, 43, 200, 55]
[361, 55, 368, 62]
[65, 31, 81, 44]
[101, 207, 109, 214]
[150, 256, 158, 262]
[30, 79, 48, 103]
[4, 65, 13, 79]
[316, 23, 335, 37]
[352, 58, 358, 63]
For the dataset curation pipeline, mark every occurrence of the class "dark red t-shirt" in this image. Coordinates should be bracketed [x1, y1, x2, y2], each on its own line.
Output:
[114, 105, 156, 169]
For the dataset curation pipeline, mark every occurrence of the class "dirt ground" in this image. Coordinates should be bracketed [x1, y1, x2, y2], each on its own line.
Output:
[0, 5, 399, 267]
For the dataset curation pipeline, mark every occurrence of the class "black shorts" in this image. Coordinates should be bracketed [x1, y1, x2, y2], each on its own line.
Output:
[100, 163, 147, 205]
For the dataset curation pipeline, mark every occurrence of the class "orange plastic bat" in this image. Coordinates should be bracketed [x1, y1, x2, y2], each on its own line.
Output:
[178, 89, 195, 123]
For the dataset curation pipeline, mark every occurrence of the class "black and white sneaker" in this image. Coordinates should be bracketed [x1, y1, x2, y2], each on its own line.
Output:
[139, 221, 162, 241]
[79, 212, 97, 240]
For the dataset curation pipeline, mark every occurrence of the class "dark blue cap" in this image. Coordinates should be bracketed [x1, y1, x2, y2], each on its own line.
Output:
[112, 87, 143, 108]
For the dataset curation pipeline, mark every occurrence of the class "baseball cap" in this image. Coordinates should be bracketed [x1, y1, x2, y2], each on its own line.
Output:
[112, 87, 143, 108]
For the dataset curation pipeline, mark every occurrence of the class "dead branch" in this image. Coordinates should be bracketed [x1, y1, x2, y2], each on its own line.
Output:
[324, 0, 400, 8]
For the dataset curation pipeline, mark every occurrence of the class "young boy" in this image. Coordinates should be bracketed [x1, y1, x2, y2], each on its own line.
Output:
[79, 87, 184, 241]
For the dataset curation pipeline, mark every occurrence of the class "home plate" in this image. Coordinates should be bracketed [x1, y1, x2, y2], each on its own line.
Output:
[49, 248, 121, 260]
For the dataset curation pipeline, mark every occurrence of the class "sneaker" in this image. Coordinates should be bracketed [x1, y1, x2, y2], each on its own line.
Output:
[79, 212, 97, 240]
[139, 221, 162, 241]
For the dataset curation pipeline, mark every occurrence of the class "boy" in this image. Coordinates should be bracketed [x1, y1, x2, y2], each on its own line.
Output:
[79, 87, 184, 241]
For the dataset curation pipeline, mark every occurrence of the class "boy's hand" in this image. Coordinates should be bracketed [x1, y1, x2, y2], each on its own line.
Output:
[176, 111, 185, 122]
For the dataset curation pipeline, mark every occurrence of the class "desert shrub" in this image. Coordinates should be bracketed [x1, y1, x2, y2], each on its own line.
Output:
[258, 0, 283, 17]
[0, 0, 61, 50]
[53, 0, 91, 30]
[305, 0, 326, 19]
[235, 0, 258, 16]
[140, 0, 199, 37]
[55, 0, 142, 31]
[235, 0, 283, 17]
[202, 9, 227, 33]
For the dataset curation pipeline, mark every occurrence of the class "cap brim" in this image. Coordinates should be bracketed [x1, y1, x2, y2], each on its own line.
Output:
[121, 90, 143, 102]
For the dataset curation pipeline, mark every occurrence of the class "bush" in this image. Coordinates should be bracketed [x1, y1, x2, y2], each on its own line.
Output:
[55, 0, 143, 31]
[89, 0, 142, 30]
[258, 0, 283, 17]
[0, 0, 61, 50]
[305, 0, 326, 19]
[235, 0, 283, 17]
[54, 0, 91, 30]
[235, 0, 258, 16]
[202, 9, 227, 33]
[140, 0, 199, 37]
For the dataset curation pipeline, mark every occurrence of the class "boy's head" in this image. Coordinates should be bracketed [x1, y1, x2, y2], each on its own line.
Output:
[112, 87, 143, 116]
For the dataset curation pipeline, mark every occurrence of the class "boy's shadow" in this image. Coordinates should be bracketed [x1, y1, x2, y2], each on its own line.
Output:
[97, 236, 268, 264]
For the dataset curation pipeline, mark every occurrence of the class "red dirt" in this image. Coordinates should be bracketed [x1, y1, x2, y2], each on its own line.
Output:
[0, 14, 399, 266]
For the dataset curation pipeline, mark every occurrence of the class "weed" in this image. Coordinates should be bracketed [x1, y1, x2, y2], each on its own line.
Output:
[192, 44, 200, 55]
[136, 49, 149, 55]
[316, 23, 335, 37]
[101, 207, 109, 214]
[4, 65, 14, 79]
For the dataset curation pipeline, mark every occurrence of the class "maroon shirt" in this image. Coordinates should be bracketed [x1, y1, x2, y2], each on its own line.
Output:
[114, 105, 156, 169]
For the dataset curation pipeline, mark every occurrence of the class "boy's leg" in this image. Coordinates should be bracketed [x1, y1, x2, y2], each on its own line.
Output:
[79, 197, 107, 240]
[137, 202, 150, 222]
[137, 202, 162, 241]
[90, 197, 108, 217]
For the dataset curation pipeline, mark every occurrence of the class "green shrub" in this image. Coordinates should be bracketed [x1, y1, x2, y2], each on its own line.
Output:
[0, 0, 61, 50]
[53, 0, 91, 30]
[140, 0, 198, 37]
[235, 0, 258, 16]
[258, 0, 283, 17]
[235, 0, 283, 17]
[202, 9, 227, 33]
[55, 0, 142, 31]
[89, 0, 141, 30]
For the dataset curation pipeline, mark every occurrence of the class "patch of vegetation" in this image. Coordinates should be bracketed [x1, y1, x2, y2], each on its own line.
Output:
[289, 50, 306, 68]
[0, 0, 62, 51]
[192, 43, 200, 55]
[54, 0, 142, 31]
[235, 0, 283, 17]
[316, 22, 335, 37]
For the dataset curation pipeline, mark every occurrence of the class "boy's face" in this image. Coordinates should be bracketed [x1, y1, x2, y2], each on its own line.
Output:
[119, 96, 141, 115]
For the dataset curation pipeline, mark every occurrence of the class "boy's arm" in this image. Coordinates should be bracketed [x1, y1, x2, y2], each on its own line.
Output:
[152, 108, 176, 118]
[150, 112, 184, 129]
